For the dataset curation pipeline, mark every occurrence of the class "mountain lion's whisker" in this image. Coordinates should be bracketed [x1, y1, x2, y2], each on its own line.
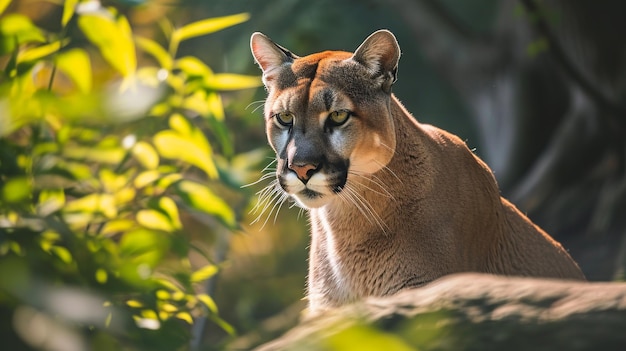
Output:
[250, 180, 279, 215]
[374, 160, 403, 184]
[348, 171, 394, 199]
[246, 99, 266, 114]
[251, 183, 284, 227]
[340, 185, 388, 235]
[242, 172, 276, 188]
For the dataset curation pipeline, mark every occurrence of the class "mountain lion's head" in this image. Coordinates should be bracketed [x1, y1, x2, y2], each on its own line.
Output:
[251, 30, 401, 209]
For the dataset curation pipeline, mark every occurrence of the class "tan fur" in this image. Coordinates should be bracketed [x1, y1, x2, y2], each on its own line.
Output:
[251, 30, 585, 314]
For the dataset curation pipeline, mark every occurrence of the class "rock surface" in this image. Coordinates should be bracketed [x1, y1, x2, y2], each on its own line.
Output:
[256, 273, 626, 351]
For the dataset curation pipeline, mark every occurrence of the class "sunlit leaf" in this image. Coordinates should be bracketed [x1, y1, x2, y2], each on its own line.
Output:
[50, 245, 73, 264]
[190, 264, 218, 283]
[156, 289, 170, 300]
[62, 0, 79, 27]
[134, 170, 161, 188]
[168, 113, 192, 136]
[114, 187, 136, 205]
[100, 219, 136, 236]
[207, 92, 224, 121]
[181, 91, 210, 116]
[155, 278, 182, 293]
[0, 14, 45, 54]
[2, 177, 31, 203]
[64, 193, 117, 218]
[119, 229, 169, 267]
[174, 180, 235, 227]
[18, 40, 65, 63]
[135, 36, 172, 70]
[175, 311, 193, 324]
[95, 268, 108, 283]
[132, 141, 159, 169]
[172, 13, 249, 43]
[63, 146, 126, 164]
[55, 48, 92, 93]
[197, 293, 218, 314]
[37, 188, 65, 215]
[155, 173, 182, 190]
[136, 209, 175, 232]
[209, 314, 236, 336]
[171, 291, 185, 301]
[99, 168, 128, 192]
[126, 299, 143, 308]
[153, 130, 217, 179]
[0, 0, 10, 16]
[174, 56, 213, 78]
[78, 13, 136, 77]
[158, 197, 182, 229]
[205, 74, 262, 91]
[160, 303, 177, 313]
[169, 13, 249, 55]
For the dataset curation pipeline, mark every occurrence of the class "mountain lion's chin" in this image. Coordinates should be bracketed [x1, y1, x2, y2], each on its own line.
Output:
[292, 190, 335, 209]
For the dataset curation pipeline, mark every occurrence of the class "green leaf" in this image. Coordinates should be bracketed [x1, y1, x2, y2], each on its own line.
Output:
[135, 36, 172, 70]
[175, 180, 235, 227]
[208, 314, 236, 336]
[132, 141, 159, 169]
[153, 130, 217, 178]
[63, 193, 117, 218]
[158, 197, 182, 229]
[181, 91, 210, 116]
[0, 14, 45, 54]
[2, 177, 31, 203]
[78, 13, 136, 77]
[197, 293, 218, 314]
[37, 188, 65, 215]
[17, 40, 65, 63]
[205, 74, 262, 91]
[153, 116, 218, 178]
[62, 0, 79, 27]
[190, 264, 218, 283]
[174, 56, 213, 78]
[63, 146, 126, 164]
[175, 311, 193, 324]
[168, 113, 193, 136]
[100, 219, 135, 236]
[50, 246, 73, 264]
[95, 268, 108, 284]
[207, 92, 224, 121]
[133, 170, 161, 188]
[169, 13, 249, 55]
[119, 229, 169, 267]
[55, 48, 92, 93]
[137, 209, 175, 232]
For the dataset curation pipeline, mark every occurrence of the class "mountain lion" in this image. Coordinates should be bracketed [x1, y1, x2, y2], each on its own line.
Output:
[250, 30, 585, 313]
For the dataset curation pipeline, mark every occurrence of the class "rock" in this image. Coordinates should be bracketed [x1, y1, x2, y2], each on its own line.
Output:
[255, 273, 626, 351]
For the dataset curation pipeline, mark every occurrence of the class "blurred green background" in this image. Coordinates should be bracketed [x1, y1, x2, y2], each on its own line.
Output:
[1, 0, 625, 350]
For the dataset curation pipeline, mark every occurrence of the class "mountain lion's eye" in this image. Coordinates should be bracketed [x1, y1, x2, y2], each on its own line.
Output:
[274, 112, 294, 127]
[328, 110, 351, 126]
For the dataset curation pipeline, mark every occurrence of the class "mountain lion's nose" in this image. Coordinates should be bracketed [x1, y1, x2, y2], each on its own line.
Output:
[288, 162, 318, 183]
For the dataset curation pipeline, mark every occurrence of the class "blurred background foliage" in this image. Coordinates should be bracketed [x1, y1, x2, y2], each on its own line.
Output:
[1, 0, 626, 350]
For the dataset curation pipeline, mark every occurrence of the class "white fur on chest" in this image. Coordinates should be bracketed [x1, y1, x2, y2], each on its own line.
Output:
[312, 209, 355, 304]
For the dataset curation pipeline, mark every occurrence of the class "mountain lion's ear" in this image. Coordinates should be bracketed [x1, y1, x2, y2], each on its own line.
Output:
[352, 30, 400, 92]
[250, 32, 298, 75]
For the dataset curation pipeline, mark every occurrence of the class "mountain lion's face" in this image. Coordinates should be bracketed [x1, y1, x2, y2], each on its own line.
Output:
[251, 32, 401, 209]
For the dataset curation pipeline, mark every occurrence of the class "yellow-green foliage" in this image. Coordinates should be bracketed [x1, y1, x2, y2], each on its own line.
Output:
[0, 1, 262, 349]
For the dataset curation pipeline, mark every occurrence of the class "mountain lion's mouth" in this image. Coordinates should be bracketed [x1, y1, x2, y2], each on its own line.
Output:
[300, 188, 323, 199]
